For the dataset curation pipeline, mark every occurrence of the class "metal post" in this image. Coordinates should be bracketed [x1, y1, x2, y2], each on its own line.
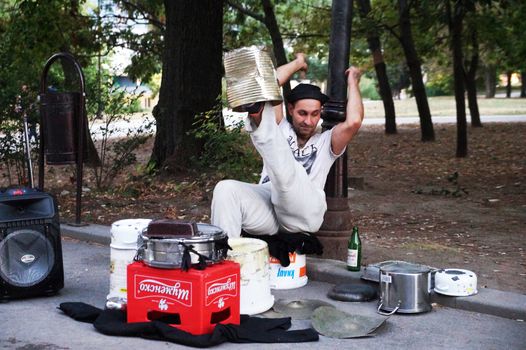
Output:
[39, 52, 88, 226]
[315, 0, 354, 260]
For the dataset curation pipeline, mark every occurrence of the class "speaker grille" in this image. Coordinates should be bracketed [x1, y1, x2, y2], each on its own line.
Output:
[0, 229, 55, 287]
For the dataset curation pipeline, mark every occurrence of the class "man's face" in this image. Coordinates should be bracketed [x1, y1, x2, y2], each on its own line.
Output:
[287, 99, 322, 141]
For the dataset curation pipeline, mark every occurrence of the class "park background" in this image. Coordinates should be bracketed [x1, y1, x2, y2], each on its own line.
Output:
[0, 1, 524, 294]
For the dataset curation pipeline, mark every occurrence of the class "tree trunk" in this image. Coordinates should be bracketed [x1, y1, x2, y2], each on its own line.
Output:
[448, 0, 467, 157]
[357, 0, 397, 134]
[261, 0, 291, 96]
[506, 71, 512, 98]
[398, 0, 434, 141]
[521, 71, 526, 98]
[464, 31, 482, 127]
[484, 64, 496, 98]
[150, 0, 223, 169]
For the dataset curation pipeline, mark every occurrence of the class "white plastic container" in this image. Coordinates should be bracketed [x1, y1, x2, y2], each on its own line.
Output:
[107, 219, 151, 308]
[226, 238, 274, 315]
[269, 252, 308, 290]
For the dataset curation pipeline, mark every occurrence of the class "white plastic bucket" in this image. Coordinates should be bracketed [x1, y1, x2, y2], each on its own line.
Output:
[226, 238, 274, 315]
[269, 252, 308, 290]
[107, 219, 151, 305]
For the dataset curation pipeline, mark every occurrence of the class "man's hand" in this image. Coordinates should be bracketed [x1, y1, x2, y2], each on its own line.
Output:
[276, 53, 308, 87]
[294, 53, 308, 73]
[330, 66, 364, 155]
[345, 66, 361, 87]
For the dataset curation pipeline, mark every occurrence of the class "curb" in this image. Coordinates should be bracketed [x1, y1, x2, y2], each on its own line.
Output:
[60, 223, 526, 321]
[306, 257, 526, 321]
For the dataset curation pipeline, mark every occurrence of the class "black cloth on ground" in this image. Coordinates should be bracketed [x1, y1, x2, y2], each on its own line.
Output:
[58, 302, 318, 348]
[241, 231, 323, 267]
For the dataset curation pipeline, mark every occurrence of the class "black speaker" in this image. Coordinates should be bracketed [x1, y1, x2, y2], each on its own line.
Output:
[0, 188, 64, 300]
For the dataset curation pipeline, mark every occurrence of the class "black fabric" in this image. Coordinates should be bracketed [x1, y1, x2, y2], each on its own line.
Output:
[285, 84, 329, 105]
[58, 302, 318, 348]
[58, 302, 102, 323]
[242, 231, 323, 267]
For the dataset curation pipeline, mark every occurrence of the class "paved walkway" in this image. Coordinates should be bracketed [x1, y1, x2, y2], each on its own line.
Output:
[2, 237, 525, 349]
[61, 223, 526, 321]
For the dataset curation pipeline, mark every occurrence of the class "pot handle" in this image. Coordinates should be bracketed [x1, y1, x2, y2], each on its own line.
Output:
[377, 301, 400, 316]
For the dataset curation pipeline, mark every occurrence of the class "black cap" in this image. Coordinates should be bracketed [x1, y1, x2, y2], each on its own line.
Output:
[285, 84, 329, 105]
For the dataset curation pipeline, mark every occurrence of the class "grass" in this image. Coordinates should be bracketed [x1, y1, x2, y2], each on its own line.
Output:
[364, 95, 526, 118]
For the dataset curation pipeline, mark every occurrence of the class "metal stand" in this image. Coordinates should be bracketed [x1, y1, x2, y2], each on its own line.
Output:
[315, 0, 354, 260]
[38, 52, 88, 226]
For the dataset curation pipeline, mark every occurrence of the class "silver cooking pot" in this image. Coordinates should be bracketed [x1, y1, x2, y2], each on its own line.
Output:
[377, 264, 432, 315]
[137, 223, 229, 269]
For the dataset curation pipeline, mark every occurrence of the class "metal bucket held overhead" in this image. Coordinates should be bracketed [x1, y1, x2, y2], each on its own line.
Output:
[224, 46, 282, 111]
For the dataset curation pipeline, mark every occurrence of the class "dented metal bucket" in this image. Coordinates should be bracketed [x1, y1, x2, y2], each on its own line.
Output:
[224, 46, 282, 111]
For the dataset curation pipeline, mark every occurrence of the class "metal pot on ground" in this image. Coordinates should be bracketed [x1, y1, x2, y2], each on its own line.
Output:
[377, 264, 432, 315]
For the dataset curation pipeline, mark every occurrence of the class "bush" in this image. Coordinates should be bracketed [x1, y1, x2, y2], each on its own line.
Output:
[426, 72, 453, 96]
[190, 103, 262, 184]
[359, 75, 381, 100]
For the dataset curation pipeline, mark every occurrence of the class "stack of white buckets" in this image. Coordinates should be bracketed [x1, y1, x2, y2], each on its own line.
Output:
[107, 219, 151, 309]
[106, 220, 308, 315]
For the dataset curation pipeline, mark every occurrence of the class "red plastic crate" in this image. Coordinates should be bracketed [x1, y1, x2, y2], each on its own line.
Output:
[127, 260, 240, 335]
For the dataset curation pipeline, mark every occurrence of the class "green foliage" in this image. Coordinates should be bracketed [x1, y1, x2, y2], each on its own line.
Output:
[190, 103, 262, 184]
[0, 0, 97, 186]
[111, 0, 164, 82]
[359, 74, 381, 100]
[224, 0, 331, 59]
[425, 72, 453, 97]
[88, 69, 154, 189]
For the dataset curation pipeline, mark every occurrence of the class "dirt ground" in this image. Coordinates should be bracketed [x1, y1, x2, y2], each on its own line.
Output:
[348, 123, 525, 294]
[6, 122, 524, 294]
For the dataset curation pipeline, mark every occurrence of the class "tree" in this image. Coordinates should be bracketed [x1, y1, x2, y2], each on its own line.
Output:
[225, 0, 290, 95]
[0, 0, 98, 181]
[397, 0, 434, 141]
[356, 0, 397, 134]
[149, 0, 223, 169]
[464, 28, 481, 127]
[447, 0, 468, 157]
[463, 2, 482, 127]
[109, 0, 164, 82]
[224, 1, 333, 75]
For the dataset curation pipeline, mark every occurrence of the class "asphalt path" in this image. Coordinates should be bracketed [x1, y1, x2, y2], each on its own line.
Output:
[89, 112, 526, 139]
[1, 239, 525, 349]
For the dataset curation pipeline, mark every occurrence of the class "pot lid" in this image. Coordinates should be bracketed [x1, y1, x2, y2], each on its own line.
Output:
[380, 263, 431, 274]
[143, 221, 225, 242]
[311, 306, 388, 338]
[434, 268, 478, 296]
[273, 299, 335, 320]
[363, 260, 436, 282]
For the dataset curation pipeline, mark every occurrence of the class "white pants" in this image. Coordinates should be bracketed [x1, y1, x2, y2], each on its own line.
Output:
[211, 102, 327, 237]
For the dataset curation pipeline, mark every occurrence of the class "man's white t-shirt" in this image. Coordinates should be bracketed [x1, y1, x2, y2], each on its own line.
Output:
[259, 118, 344, 189]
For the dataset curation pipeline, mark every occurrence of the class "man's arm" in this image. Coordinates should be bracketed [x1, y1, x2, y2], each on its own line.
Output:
[330, 67, 364, 155]
[273, 54, 308, 124]
[249, 53, 308, 126]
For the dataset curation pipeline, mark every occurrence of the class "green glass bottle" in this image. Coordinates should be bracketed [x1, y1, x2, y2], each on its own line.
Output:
[347, 226, 362, 271]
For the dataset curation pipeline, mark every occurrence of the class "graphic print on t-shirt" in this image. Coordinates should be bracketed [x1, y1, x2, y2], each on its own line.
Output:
[261, 134, 318, 184]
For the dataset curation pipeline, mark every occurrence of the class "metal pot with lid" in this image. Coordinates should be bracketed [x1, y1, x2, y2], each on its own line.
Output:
[136, 220, 229, 269]
[377, 263, 432, 315]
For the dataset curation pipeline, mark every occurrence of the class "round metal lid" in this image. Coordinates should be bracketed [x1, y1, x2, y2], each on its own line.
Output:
[143, 223, 226, 243]
[380, 262, 431, 274]
[273, 299, 335, 320]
